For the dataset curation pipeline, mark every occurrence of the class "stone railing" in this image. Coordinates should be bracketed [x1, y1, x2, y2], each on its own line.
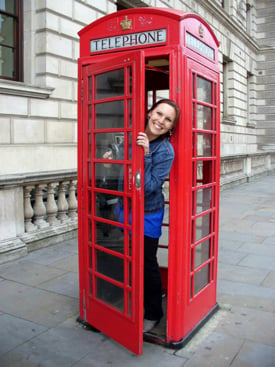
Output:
[220, 152, 275, 190]
[1, 152, 275, 264]
[0, 170, 78, 263]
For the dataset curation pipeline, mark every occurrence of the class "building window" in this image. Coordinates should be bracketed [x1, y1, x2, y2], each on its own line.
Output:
[116, 0, 148, 11]
[222, 55, 235, 124]
[0, 0, 23, 81]
[247, 71, 256, 127]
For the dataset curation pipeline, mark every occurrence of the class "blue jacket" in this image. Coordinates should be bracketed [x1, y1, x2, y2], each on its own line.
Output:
[144, 138, 175, 215]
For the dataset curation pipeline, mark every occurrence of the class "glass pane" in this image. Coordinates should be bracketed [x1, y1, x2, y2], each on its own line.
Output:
[192, 103, 196, 128]
[128, 261, 132, 287]
[89, 273, 93, 296]
[124, 133, 131, 161]
[0, 45, 14, 78]
[96, 68, 124, 99]
[96, 192, 120, 220]
[128, 99, 132, 128]
[197, 133, 212, 157]
[0, 15, 14, 46]
[195, 213, 211, 241]
[88, 76, 92, 100]
[127, 66, 132, 95]
[88, 218, 93, 243]
[88, 134, 92, 158]
[127, 291, 132, 317]
[96, 250, 124, 283]
[89, 247, 93, 269]
[96, 132, 124, 160]
[195, 161, 213, 186]
[95, 163, 123, 192]
[194, 239, 210, 268]
[95, 101, 124, 129]
[96, 277, 124, 312]
[197, 105, 212, 130]
[88, 162, 92, 187]
[0, 0, 16, 13]
[194, 187, 212, 214]
[197, 76, 212, 104]
[88, 191, 92, 215]
[88, 105, 92, 130]
[96, 222, 124, 254]
[194, 265, 209, 294]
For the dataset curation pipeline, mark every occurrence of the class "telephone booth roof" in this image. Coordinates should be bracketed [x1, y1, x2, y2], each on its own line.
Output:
[78, 7, 219, 60]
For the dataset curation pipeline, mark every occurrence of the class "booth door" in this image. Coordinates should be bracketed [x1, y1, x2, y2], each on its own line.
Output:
[183, 58, 220, 336]
[80, 52, 144, 355]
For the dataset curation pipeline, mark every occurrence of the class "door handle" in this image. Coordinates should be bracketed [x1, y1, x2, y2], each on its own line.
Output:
[135, 172, 141, 188]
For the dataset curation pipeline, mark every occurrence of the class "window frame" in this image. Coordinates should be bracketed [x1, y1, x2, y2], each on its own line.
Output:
[0, 0, 23, 81]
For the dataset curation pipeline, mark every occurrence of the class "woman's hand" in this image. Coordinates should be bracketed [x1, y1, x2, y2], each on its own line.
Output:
[136, 132, 150, 154]
[103, 150, 113, 168]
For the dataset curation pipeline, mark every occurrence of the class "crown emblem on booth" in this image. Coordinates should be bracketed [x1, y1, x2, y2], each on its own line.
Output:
[120, 16, 132, 30]
[199, 24, 204, 37]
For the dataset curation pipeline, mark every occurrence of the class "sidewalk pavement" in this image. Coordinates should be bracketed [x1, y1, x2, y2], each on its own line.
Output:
[0, 174, 275, 367]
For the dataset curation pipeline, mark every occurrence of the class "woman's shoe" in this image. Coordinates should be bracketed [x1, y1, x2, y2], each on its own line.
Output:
[143, 319, 159, 333]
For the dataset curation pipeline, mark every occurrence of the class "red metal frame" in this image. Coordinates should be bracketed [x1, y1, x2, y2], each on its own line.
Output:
[78, 7, 220, 355]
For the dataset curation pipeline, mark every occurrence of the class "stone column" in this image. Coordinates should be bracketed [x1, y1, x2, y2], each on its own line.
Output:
[46, 182, 60, 226]
[24, 185, 37, 232]
[68, 180, 78, 220]
[33, 184, 49, 228]
[57, 181, 69, 223]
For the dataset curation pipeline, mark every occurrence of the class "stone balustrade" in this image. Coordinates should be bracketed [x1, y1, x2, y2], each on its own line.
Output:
[1, 153, 275, 264]
[0, 170, 78, 263]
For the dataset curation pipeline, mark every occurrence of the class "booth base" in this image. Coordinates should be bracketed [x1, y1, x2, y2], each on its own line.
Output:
[77, 316, 101, 332]
[143, 303, 220, 349]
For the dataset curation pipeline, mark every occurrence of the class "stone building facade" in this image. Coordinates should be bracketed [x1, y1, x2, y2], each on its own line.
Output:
[0, 0, 274, 262]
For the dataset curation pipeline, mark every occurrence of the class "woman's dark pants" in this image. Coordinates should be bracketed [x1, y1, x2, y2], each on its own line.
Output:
[144, 235, 164, 321]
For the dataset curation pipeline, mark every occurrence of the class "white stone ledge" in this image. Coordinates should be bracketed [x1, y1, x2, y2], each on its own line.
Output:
[0, 169, 77, 188]
[0, 80, 54, 99]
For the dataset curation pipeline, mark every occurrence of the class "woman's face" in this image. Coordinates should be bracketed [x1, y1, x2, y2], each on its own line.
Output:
[146, 103, 176, 140]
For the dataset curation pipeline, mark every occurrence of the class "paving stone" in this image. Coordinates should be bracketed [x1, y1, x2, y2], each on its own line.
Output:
[218, 249, 248, 265]
[218, 279, 275, 299]
[0, 314, 47, 356]
[38, 272, 79, 299]
[238, 242, 275, 257]
[26, 241, 77, 266]
[0, 259, 67, 286]
[214, 305, 275, 346]
[217, 263, 269, 285]
[51, 253, 79, 273]
[218, 294, 275, 313]
[230, 341, 275, 367]
[262, 235, 275, 246]
[72, 338, 186, 367]
[177, 331, 244, 367]
[261, 271, 275, 287]
[0, 317, 107, 367]
[238, 254, 275, 271]
[0, 280, 78, 327]
[218, 239, 243, 250]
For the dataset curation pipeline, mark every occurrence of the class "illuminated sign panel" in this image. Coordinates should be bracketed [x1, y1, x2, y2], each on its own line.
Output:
[90, 29, 167, 53]
[186, 32, 214, 60]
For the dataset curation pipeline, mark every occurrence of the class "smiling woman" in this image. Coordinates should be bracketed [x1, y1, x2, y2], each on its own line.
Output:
[135, 98, 180, 332]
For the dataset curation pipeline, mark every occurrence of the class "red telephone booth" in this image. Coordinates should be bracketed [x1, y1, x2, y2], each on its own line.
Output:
[77, 8, 220, 355]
